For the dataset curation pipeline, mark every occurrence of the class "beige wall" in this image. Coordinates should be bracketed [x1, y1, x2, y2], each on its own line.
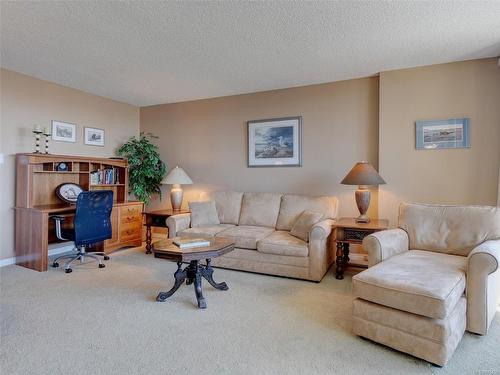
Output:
[379, 58, 500, 225]
[141, 77, 380, 219]
[0, 69, 139, 260]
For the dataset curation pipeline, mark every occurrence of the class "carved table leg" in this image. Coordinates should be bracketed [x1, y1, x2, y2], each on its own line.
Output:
[157, 262, 186, 301]
[193, 266, 207, 309]
[201, 259, 229, 290]
[145, 224, 152, 254]
[335, 242, 345, 280]
[343, 242, 350, 263]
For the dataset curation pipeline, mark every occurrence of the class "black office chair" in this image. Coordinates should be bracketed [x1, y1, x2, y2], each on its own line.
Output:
[51, 190, 114, 273]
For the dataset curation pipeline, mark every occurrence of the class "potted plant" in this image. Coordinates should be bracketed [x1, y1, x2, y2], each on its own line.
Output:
[117, 132, 166, 205]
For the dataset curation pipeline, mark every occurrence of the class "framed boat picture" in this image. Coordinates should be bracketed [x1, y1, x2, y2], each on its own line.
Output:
[247, 116, 302, 167]
[416, 118, 470, 150]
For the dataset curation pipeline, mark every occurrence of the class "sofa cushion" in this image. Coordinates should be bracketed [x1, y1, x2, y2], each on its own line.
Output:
[276, 194, 338, 231]
[205, 191, 244, 225]
[399, 203, 500, 256]
[238, 192, 282, 228]
[352, 250, 466, 319]
[179, 224, 234, 238]
[216, 225, 275, 250]
[188, 201, 220, 228]
[257, 231, 309, 257]
[290, 210, 324, 242]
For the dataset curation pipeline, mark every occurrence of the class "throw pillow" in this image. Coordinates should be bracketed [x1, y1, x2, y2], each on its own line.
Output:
[290, 210, 324, 242]
[188, 201, 220, 228]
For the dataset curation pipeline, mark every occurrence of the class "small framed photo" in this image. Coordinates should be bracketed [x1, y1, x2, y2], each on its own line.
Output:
[247, 116, 302, 167]
[84, 127, 105, 147]
[51, 120, 76, 143]
[416, 118, 470, 150]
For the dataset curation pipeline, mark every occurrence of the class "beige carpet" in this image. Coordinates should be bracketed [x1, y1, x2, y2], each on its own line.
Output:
[1, 246, 499, 375]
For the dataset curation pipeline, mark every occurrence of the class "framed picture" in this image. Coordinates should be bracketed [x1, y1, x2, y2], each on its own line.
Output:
[247, 116, 302, 167]
[84, 127, 105, 147]
[416, 118, 470, 150]
[51, 120, 76, 143]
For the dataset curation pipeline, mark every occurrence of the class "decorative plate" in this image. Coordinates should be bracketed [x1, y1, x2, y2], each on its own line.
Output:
[56, 162, 69, 171]
[55, 183, 84, 204]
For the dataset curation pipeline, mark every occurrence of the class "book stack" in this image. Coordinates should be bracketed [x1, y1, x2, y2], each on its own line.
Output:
[173, 238, 211, 249]
[90, 168, 120, 185]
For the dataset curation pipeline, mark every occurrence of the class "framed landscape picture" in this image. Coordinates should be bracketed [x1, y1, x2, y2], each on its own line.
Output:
[247, 116, 302, 167]
[84, 127, 105, 147]
[416, 118, 470, 150]
[51, 120, 76, 143]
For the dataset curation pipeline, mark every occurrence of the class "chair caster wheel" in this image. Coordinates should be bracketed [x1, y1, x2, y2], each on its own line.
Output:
[65, 268, 72, 273]
[99, 264, 105, 268]
[52, 262, 59, 268]
[104, 256, 110, 260]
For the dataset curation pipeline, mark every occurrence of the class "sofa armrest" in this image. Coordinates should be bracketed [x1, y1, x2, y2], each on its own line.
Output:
[362, 228, 409, 267]
[308, 219, 335, 281]
[166, 213, 191, 238]
[466, 239, 500, 335]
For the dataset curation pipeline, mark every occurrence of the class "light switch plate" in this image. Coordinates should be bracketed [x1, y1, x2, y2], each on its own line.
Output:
[0, 153, 4, 164]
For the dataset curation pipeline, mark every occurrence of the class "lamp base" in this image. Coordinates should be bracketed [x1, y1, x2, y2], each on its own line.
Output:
[355, 187, 371, 223]
[355, 214, 370, 223]
[170, 184, 183, 211]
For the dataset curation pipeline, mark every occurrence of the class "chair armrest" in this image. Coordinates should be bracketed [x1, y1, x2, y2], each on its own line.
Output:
[362, 228, 409, 267]
[50, 216, 67, 240]
[308, 219, 335, 281]
[166, 213, 191, 238]
[466, 239, 500, 335]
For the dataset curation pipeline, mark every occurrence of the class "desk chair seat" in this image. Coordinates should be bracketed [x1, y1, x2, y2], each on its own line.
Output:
[51, 190, 114, 273]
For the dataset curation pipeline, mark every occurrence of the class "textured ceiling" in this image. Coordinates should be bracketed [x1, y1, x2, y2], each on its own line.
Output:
[1, 1, 499, 106]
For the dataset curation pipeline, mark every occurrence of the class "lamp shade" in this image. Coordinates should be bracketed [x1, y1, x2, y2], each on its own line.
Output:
[161, 166, 193, 185]
[341, 162, 386, 186]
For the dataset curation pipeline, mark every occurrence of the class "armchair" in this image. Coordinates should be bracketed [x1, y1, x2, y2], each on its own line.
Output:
[352, 203, 500, 366]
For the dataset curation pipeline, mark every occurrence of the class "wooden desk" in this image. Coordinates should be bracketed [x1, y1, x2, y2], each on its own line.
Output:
[143, 209, 189, 254]
[15, 153, 143, 272]
[15, 201, 143, 272]
[332, 218, 388, 280]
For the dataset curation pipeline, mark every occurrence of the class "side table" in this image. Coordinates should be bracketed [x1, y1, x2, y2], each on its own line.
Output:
[332, 217, 388, 280]
[143, 209, 190, 254]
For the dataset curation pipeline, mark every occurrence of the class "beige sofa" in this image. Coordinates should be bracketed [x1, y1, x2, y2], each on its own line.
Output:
[352, 203, 500, 366]
[166, 191, 338, 282]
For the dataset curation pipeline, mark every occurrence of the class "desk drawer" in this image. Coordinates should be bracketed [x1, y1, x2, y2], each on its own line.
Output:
[120, 222, 142, 242]
[120, 204, 143, 224]
[121, 204, 142, 217]
[121, 213, 142, 224]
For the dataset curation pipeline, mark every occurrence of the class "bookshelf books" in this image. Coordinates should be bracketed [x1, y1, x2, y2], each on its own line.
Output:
[90, 167, 121, 185]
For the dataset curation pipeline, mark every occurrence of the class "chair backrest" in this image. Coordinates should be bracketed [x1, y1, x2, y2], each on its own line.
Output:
[398, 202, 500, 256]
[74, 191, 114, 246]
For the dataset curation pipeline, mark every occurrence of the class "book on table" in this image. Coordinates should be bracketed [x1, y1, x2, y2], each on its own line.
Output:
[173, 238, 211, 249]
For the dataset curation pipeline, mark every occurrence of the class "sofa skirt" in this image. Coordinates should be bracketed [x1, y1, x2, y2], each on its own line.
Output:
[352, 297, 466, 366]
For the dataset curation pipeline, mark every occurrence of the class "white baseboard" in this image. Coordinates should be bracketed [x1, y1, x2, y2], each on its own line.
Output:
[0, 243, 75, 268]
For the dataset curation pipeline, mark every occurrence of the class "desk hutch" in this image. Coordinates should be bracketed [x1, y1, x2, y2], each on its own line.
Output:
[15, 153, 143, 271]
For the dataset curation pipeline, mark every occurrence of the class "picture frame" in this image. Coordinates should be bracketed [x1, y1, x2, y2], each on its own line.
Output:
[51, 120, 76, 143]
[416, 118, 470, 150]
[84, 127, 105, 147]
[247, 116, 302, 167]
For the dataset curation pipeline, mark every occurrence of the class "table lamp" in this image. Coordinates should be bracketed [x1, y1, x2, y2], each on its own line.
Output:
[161, 166, 193, 210]
[341, 161, 385, 223]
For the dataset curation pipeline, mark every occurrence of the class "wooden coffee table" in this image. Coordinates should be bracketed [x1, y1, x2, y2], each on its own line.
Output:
[153, 237, 234, 309]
